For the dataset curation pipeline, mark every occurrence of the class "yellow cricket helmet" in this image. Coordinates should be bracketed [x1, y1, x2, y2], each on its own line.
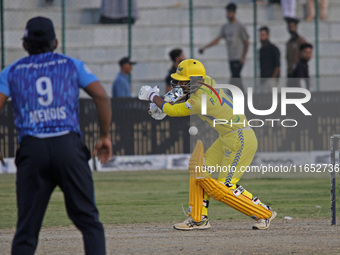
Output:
[171, 59, 206, 81]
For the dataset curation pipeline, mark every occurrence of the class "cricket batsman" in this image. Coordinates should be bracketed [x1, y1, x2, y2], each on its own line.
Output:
[138, 59, 277, 230]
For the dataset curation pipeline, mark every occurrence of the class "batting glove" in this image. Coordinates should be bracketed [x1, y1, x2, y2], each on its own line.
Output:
[148, 103, 166, 120]
[138, 85, 160, 101]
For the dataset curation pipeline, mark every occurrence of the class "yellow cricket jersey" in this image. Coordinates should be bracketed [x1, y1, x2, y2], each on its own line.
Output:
[162, 76, 249, 135]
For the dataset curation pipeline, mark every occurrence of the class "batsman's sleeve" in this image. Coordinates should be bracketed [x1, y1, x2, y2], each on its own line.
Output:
[162, 102, 191, 117]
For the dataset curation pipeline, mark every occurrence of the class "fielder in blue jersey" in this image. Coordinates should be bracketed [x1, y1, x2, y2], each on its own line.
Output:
[0, 17, 112, 255]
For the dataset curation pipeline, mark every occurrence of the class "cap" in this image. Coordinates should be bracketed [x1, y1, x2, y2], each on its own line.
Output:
[119, 57, 137, 66]
[23, 16, 56, 42]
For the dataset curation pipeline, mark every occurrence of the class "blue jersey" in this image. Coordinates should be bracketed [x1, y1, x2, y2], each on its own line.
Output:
[0, 52, 98, 142]
[112, 71, 131, 98]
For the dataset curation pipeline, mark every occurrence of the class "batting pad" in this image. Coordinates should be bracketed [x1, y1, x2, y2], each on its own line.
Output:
[197, 177, 272, 220]
[188, 140, 204, 222]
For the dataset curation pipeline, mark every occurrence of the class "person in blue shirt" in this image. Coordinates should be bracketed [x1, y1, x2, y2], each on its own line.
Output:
[0, 16, 112, 255]
[112, 57, 136, 98]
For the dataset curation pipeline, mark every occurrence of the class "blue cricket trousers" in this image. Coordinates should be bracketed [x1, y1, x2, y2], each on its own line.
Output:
[11, 133, 106, 255]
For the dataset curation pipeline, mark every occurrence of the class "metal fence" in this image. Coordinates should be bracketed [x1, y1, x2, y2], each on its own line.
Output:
[0, 0, 324, 94]
[0, 98, 191, 157]
[1, 91, 340, 157]
[0, 0, 336, 157]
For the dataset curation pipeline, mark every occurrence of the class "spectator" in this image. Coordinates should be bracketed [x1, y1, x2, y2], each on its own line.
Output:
[306, 0, 328, 21]
[259, 26, 280, 93]
[112, 57, 136, 98]
[199, 2, 249, 92]
[100, 0, 139, 24]
[281, 0, 297, 20]
[289, 43, 313, 90]
[286, 18, 306, 78]
[165, 48, 186, 92]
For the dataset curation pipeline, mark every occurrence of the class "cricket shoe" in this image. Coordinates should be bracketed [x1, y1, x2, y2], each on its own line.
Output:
[252, 210, 277, 230]
[173, 216, 211, 230]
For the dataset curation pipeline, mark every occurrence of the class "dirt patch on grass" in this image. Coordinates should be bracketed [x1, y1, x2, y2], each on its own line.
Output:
[1, 219, 340, 255]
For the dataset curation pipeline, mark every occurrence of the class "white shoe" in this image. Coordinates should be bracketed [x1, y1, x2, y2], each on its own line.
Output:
[252, 211, 277, 230]
[173, 216, 211, 230]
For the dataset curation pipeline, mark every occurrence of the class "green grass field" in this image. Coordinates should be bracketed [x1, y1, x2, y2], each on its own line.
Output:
[0, 170, 332, 229]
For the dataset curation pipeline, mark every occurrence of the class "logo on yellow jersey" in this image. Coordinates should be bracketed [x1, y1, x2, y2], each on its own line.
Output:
[198, 82, 222, 106]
